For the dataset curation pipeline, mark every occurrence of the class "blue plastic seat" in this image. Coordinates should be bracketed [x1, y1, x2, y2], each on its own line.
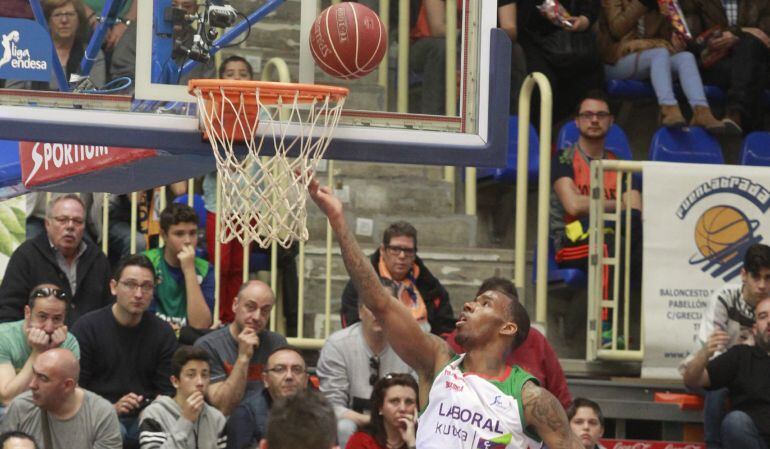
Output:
[739, 132, 770, 166]
[476, 116, 539, 183]
[556, 121, 633, 160]
[648, 127, 724, 164]
[606, 79, 656, 99]
[0, 140, 21, 188]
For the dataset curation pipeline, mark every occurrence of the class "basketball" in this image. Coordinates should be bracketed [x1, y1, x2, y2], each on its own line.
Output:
[309, 2, 388, 80]
[694, 205, 751, 260]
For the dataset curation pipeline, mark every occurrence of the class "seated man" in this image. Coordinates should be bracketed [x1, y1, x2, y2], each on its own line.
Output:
[567, 398, 606, 449]
[144, 203, 214, 331]
[680, 243, 770, 449]
[0, 194, 112, 325]
[445, 277, 572, 409]
[261, 391, 338, 449]
[317, 299, 415, 448]
[194, 280, 287, 416]
[0, 284, 80, 405]
[227, 346, 309, 449]
[340, 221, 454, 336]
[138, 346, 227, 449]
[72, 255, 177, 447]
[1, 348, 122, 448]
[683, 295, 770, 449]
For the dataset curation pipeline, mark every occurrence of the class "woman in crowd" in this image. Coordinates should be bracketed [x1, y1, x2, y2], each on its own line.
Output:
[346, 374, 418, 449]
[568, 397, 607, 449]
[597, 0, 726, 133]
[6, 0, 106, 90]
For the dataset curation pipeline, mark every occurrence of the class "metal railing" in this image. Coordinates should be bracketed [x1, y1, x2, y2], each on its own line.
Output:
[587, 159, 644, 361]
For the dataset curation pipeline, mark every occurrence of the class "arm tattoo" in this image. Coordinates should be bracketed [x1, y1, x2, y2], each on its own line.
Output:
[336, 224, 389, 311]
[522, 382, 581, 449]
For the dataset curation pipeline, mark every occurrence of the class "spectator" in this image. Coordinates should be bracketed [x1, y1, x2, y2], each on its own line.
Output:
[567, 398, 607, 449]
[408, 0, 449, 115]
[72, 254, 177, 448]
[144, 203, 214, 331]
[5, 0, 106, 90]
[194, 280, 287, 416]
[227, 346, 309, 449]
[25, 192, 95, 241]
[340, 221, 454, 336]
[82, 0, 136, 51]
[683, 295, 770, 449]
[0, 431, 38, 449]
[0, 348, 122, 448]
[681, 0, 770, 134]
[0, 194, 112, 325]
[445, 277, 572, 409]
[680, 243, 770, 449]
[516, 0, 604, 123]
[0, 284, 80, 406]
[218, 55, 253, 80]
[597, 0, 725, 133]
[317, 297, 416, 448]
[137, 346, 227, 449]
[346, 374, 418, 449]
[261, 391, 339, 449]
[111, 0, 216, 86]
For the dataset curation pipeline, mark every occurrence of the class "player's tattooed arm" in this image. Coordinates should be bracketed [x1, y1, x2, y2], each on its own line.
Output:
[522, 381, 583, 449]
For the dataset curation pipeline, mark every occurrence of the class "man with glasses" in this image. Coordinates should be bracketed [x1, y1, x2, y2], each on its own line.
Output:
[0, 283, 80, 407]
[227, 347, 309, 449]
[72, 254, 177, 449]
[0, 194, 112, 326]
[317, 298, 415, 448]
[340, 221, 454, 336]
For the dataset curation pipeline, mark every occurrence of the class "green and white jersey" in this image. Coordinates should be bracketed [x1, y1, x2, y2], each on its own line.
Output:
[417, 354, 542, 449]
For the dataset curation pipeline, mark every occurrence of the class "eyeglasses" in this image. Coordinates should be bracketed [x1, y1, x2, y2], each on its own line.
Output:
[384, 245, 416, 257]
[265, 365, 306, 376]
[578, 111, 612, 120]
[51, 215, 85, 226]
[51, 11, 77, 21]
[119, 280, 155, 294]
[29, 288, 68, 300]
[369, 355, 380, 386]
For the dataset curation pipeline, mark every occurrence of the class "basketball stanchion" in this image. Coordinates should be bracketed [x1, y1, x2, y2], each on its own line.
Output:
[189, 80, 349, 249]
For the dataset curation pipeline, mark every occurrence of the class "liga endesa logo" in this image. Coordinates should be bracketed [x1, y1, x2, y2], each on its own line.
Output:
[0, 30, 47, 70]
[676, 176, 770, 281]
[0, 18, 52, 82]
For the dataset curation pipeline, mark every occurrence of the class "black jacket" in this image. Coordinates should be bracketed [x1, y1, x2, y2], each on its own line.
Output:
[0, 231, 112, 325]
[340, 249, 455, 336]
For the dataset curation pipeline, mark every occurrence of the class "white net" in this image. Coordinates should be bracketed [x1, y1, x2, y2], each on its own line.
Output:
[191, 82, 347, 248]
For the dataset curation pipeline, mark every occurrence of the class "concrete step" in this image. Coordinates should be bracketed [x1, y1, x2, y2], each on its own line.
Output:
[327, 161, 445, 181]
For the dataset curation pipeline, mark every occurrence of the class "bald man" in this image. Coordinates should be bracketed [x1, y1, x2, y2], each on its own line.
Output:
[0, 349, 121, 449]
[194, 281, 287, 416]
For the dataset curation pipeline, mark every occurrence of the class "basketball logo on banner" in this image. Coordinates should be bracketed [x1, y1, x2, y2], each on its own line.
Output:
[676, 176, 770, 281]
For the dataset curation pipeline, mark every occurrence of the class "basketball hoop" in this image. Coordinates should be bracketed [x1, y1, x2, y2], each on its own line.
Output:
[189, 79, 349, 248]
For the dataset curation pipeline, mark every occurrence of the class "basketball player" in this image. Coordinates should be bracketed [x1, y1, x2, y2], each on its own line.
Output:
[308, 180, 582, 449]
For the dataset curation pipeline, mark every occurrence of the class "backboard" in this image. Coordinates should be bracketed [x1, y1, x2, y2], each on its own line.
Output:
[0, 0, 510, 176]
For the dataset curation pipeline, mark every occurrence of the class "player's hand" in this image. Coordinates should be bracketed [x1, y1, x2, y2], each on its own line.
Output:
[237, 327, 260, 360]
[181, 391, 205, 422]
[397, 409, 417, 447]
[706, 329, 729, 356]
[178, 245, 197, 275]
[308, 178, 344, 222]
[743, 27, 770, 48]
[565, 16, 589, 32]
[114, 393, 144, 416]
[49, 325, 68, 348]
[25, 327, 51, 354]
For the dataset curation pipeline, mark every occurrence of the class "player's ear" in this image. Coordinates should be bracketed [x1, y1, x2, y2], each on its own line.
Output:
[500, 321, 517, 337]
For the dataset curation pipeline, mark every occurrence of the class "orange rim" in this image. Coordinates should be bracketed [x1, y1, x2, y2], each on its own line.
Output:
[188, 79, 349, 105]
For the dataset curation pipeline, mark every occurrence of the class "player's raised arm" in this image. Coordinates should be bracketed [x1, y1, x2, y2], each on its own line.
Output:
[521, 381, 584, 449]
[308, 179, 451, 376]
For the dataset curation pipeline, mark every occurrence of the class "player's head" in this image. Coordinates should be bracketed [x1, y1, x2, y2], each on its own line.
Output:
[171, 346, 211, 401]
[263, 347, 308, 400]
[575, 90, 612, 141]
[380, 221, 418, 281]
[25, 283, 69, 336]
[232, 280, 275, 334]
[476, 277, 516, 297]
[567, 398, 605, 449]
[741, 243, 770, 305]
[456, 288, 530, 352]
[160, 203, 199, 256]
[219, 55, 254, 80]
[43, 0, 88, 44]
[261, 391, 339, 449]
[368, 373, 418, 447]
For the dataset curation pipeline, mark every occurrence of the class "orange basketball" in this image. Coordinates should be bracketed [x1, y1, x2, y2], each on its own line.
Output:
[694, 205, 750, 260]
[309, 2, 388, 80]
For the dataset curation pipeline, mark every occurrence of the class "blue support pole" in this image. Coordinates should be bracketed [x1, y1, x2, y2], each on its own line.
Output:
[80, 0, 130, 77]
[28, 0, 70, 92]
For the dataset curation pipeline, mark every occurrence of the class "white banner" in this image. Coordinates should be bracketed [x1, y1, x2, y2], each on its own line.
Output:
[642, 161, 770, 378]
